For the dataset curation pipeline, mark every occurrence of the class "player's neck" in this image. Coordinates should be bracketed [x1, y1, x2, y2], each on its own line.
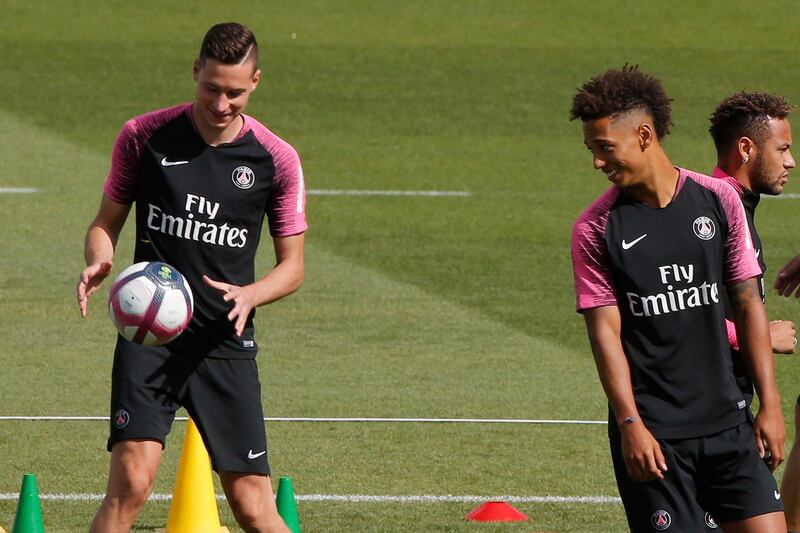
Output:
[191, 107, 244, 147]
[624, 154, 680, 208]
[717, 159, 753, 191]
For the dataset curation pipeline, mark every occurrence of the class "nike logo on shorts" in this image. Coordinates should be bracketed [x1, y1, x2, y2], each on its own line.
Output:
[161, 157, 189, 167]
[622, 234, 647, 250]
[775, 489, 782, 500]
[248, 449, 267, 460]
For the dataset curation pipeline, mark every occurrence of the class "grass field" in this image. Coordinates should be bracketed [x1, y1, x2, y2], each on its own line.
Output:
[2, 1, 800, 531]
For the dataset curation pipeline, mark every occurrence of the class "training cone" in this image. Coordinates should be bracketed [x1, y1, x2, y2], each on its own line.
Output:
[275, 477, 301, 533]
[159, 418, 229, 533]
[11, 473, 44, 533]
[465, 501, 528, 522]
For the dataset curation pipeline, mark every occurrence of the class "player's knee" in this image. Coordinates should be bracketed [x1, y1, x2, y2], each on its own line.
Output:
[110, 466, 155, 510]
[229, 493, 268, 529]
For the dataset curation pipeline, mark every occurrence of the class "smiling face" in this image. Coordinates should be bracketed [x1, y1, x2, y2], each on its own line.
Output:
[582, 111, 654, 189]
[748, 117, 795, 196]
[192, 57, 260, 143]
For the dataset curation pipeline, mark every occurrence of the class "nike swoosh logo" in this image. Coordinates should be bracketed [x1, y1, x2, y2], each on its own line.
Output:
[248, 449, 267, 460]
[756, 249, 761, 258]
[775, 490, 782, 500]
[161, 157, 189, 167]
[622, 234, 647, 250]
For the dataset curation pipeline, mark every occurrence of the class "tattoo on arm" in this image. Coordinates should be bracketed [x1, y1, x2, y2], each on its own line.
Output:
[727, 278, 760, 313]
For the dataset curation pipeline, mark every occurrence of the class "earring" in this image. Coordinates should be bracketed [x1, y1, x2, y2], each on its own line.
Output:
[742, 155, 749, 164]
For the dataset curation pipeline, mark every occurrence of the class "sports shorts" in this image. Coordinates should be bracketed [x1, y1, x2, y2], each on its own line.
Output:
[108, 337, 270, 475]
[609, 421, 782, 532]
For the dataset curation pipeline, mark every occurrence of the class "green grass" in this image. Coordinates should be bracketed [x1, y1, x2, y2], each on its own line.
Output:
[2, 0, 800, 531]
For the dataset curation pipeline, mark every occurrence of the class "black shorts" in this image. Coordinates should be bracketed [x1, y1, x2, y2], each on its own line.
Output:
[609, 422, 782, 532]
[108, 338, 270, 475]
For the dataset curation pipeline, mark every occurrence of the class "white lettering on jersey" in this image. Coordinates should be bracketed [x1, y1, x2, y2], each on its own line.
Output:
[296, 164, 305, 214]
[185, 194, 220, 219]
[658, 263, 694, 285]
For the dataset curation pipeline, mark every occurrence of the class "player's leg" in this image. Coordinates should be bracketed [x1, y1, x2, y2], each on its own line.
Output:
[718, 511, 786, 533]
[608, 423, 707, 532]
[89, 439, 163, 533]
[780, 395, 800, 532]
[220, 472, 289, 533]
[90, 340, 186, 532]
[187, 356, 288, 532]
[700, 422, 785, 533]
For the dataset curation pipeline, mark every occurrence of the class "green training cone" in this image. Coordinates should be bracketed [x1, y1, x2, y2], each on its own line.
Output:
[12, 474, 44, 533]
[275, 476, 300, 533]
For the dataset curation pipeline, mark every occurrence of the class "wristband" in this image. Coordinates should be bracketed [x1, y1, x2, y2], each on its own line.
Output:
[622, 416, 640, 425]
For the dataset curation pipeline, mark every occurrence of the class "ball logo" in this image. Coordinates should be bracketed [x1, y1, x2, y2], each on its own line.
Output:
[692, 216, 716, 240]
[157, 265, 174, 281]
[113, 409, 130, 429]
[651, 510, 672, 530]
[704, 512, 719, 529]
[232, 166, 255, 189]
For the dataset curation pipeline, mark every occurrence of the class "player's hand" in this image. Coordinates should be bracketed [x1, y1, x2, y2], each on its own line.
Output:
[775, 255, 800, 298]
[620, 422, 667, 481]
[753, 404, 785, 472]
[769, 320, 797, 354]
[202, 275, 257, 337]
[77, 261, 113, 318]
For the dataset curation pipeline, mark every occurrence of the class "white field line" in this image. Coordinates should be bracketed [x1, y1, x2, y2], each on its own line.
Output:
[0, 187, 38, 193]
[0, 416, 606, 425]
[0, 492, 620, 504]
[763, 193, 800, 199]
[308, 189, 472, 197]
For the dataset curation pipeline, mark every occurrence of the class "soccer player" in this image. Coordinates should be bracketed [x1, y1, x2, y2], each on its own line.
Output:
[570, 66, 786, 532]
[76, 23, 304, 533]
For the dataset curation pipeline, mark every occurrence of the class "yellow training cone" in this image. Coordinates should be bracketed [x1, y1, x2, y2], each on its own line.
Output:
[160, 418, 229, 533]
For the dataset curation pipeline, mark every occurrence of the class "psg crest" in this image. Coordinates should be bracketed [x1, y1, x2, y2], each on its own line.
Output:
[232, 165, 255, 189]
[692, 216, 716, 240]
[651, 509, 672, 530]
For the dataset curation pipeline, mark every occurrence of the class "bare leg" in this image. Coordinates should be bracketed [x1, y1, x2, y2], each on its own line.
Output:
[721, 511, 786, 533]
[88, 440, 163, 533]
[783, 398, 800, 532]
[219, 472, 290, 533]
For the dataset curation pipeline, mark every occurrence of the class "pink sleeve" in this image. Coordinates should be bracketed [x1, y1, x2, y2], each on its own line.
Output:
[571, 189, 619, 311]
[103, 119, 143, 204]
[246, 117, 308, 237]
[725, 319, 740, 351]
[103, 104, 190, 204]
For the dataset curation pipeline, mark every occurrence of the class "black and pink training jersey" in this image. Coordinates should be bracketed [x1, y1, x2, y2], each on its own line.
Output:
[571, 168, 761, 439]
[104, 103, 307, 358]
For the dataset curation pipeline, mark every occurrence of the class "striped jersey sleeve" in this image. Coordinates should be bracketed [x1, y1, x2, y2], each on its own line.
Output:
[682, 169, 760, 285]
[103, 103, 191, 204]
[571, 187, 620, 311]
[245, 115, 308, 237]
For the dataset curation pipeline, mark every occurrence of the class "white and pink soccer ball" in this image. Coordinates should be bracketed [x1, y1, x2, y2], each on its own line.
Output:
[108, 262, 194, 346]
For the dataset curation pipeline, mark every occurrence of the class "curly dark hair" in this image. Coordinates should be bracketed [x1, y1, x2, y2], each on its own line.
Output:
[199, 22, 258, 68]
[709, 91, 793, 152]
[569, 65, 673, 139]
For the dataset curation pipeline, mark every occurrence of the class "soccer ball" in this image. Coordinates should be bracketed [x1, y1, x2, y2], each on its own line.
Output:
[108, 262, 194, 346]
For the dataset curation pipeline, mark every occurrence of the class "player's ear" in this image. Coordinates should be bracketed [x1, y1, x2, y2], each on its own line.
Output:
[192, 59, 201, 82]
[738, 136, 756, 166]
[251, 68, 261, 90]
[638, 123, 654, 151]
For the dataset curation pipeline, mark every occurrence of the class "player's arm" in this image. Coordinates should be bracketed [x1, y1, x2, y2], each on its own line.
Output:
[203, 232, 305, 336]
[77, 194, 132, 317]
[727, 277, 785, 470]
[775, 254, 800, 298]
[583, 305, 667, 481]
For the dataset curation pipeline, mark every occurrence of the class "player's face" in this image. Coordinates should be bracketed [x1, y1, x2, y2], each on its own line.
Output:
[193, 58, 260, 133]
[582, 114, 649, 189]
[750, 118, 795, 196]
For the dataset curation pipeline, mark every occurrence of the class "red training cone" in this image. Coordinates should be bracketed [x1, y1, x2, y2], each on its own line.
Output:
[465, 501, 528, 522]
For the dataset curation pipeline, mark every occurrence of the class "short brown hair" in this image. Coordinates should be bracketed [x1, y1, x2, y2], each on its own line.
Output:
[709, 91, 793, 153]
[570, 65, 673, 139]
[199, 22, 258, 68]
